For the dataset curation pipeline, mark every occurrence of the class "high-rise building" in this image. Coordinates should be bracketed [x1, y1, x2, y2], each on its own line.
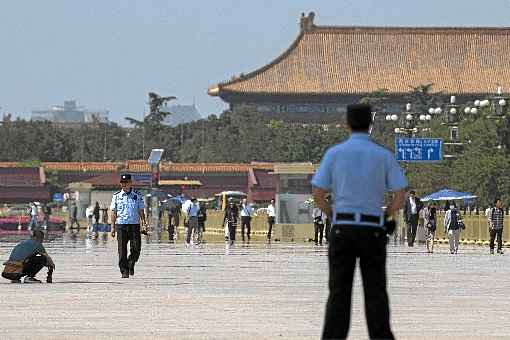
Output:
[32, 100, 109, 123]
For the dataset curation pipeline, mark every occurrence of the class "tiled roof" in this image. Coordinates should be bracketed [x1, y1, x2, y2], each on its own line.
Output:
[42, 162, 123, 172]
[125, 160, 151, 172]
[209, 16, 510, 97]
[160, 162, 274, 173]
[272, 163, 318, 174]
[158, 179, 202, 186]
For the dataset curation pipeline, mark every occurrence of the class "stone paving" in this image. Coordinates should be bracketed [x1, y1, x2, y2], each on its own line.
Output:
[1, 232, 510, 339]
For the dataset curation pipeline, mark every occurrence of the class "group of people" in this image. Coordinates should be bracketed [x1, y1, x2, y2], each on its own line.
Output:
[406, 192, 466, 254]
[3, 103, 508, 339]
[405, 192, 505, 255]
[26, 202, 52, 230]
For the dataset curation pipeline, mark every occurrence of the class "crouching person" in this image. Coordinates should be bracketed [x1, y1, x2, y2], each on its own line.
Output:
[2, 230, 55, 283]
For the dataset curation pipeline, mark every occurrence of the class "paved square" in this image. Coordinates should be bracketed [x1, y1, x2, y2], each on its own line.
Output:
[1, 233, 509, 339]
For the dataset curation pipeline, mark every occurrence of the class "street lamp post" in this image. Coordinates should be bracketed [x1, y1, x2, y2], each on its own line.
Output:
[385, 103, 431, 137]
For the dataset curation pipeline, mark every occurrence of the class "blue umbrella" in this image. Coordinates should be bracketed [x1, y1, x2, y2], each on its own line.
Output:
[421, 189, 477, 202]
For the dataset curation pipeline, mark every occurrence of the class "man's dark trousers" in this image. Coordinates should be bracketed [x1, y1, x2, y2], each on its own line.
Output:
[489, 228, 503, 251]
[322, 225, 394, 340]
[406, 214, 419, 246]
[241, 216, 251, 240]
[117, 224, 141, 274]
[314, 222, 324, 245]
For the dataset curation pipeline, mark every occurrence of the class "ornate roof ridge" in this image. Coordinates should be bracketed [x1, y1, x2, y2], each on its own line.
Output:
[310, 25, 510, 35]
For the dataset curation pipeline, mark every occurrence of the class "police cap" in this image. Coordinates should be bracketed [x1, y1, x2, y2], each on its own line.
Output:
[120, 173, 132, 182]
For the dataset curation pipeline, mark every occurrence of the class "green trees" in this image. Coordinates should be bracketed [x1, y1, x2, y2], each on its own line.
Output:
[1, 98, 509, 205]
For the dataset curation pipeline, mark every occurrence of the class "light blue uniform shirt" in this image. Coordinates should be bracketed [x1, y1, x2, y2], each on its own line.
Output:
[110, 189, 145, 225]
[187, 202, 200, 217]
[311, 133, 407, 227]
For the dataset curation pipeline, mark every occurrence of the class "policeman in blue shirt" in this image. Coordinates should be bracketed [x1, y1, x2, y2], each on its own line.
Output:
[312, 104, 407, 340]
[110, 174, 148, 278]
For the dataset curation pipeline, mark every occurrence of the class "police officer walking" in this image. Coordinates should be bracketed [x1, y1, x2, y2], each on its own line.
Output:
[110, 174, 148, 278]
[312, 104, 407, 340]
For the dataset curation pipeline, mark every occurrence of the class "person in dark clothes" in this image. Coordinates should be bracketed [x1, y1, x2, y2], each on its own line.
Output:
[69, 202, 80, 229]
[197, 204, 207, 243]
[223, 199, 239, 246]
[404, 190, 423, 247]
[93, 202, 101, 225]
[2, 230, 55, 283]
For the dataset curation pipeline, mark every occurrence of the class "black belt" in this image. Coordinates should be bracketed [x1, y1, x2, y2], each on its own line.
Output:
[336, 213, 380, 224]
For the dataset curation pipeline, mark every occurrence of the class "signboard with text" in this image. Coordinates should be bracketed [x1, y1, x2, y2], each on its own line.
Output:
[395, 137, 443, 162]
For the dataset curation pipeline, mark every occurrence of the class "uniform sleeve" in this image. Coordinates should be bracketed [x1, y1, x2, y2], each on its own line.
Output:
[385, 153, 408, 192]
[138, 193, 145, 210]
[110, 195, 116, 211]
[311, 149, 334, 190]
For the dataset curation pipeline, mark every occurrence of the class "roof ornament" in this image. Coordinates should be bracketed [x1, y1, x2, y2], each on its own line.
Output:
[300, 12, 315, 32]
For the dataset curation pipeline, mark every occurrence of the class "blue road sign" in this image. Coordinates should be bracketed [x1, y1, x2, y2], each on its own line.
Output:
[52, 193, 64, 202]
[395, 137, 443, 162]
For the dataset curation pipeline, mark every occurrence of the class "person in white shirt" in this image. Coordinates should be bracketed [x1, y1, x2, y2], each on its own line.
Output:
[85, 205, 94, 231]
[240, 198, 255, 242]
[266, 199, 276, 241]
[185, 198, 200, 245]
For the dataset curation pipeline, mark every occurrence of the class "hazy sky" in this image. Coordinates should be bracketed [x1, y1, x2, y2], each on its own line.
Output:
[1, 0, 510, 124]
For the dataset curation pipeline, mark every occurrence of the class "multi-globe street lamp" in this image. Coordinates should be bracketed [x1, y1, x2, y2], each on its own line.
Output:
[385, 103, 432, 137]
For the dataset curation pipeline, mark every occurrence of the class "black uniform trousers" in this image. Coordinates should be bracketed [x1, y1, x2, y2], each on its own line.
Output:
[241, 216, 251, 240]
[489, 228, 503, 251]
[116, 224, 141, 274]
[323, 224, 394, 340]
[406, 214, 419, 246]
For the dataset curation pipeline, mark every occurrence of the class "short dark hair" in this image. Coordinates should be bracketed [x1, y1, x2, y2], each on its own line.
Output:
[347, 104, 372, 131]
[409, 190, 416, 195]
[494, 198, 501, 205]
[32, 230, 45, 240]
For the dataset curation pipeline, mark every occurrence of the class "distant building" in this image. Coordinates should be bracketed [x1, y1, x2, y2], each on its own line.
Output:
[32, 100, 109, 123]
[161, 104, 201, 126]
[208, 12, 510, 123]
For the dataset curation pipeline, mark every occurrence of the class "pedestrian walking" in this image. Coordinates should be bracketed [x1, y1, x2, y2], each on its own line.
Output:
[444, 201, 464, 254]
[110, 174, 148, 278]
[324, 213, 331, 244]
[2, 230, 55, 283]
[41, 204, 51, 230]
[266, 199, 276, 241]
[223, 198, 239, 245]
[69, 202, 80, 229]
[488, 198, 505, 255]
[240, 198, 254, 242]
[423, 202, 437, 253]
[85, 205, 94, 230]
[185, 198, 200, 245]
[312, 206, 325, 245]
[197, 203, 207, 244]
[93, 202, 101, 225]
[27, 202, 38, 231]
[312, 103, 407, 340]
[404, 190, 423, 247]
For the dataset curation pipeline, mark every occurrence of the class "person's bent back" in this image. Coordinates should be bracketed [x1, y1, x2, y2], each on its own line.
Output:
[2, 230, 55, 283]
